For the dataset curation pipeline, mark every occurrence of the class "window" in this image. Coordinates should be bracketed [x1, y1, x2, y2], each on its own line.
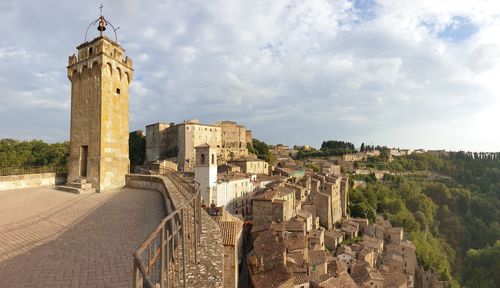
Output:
[89, 47, 93, 56]
[312, 265, 316, 272]
[200, 154, 206, 164]
[211, 154, 215, 165]
[116, 88, 121, 94]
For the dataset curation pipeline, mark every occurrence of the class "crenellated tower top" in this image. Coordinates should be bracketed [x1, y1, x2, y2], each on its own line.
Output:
[67, 5, 133, 82]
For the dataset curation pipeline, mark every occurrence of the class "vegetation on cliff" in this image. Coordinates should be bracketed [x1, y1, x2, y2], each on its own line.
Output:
[349, 152, 500, 287]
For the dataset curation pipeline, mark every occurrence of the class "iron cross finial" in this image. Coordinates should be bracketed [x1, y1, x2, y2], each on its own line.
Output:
[99, 4, 104, 16]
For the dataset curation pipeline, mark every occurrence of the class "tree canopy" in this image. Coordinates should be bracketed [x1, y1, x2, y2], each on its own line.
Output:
[348, 152, 500, 286]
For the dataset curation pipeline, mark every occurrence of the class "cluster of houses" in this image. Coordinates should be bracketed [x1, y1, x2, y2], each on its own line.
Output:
[245, 168, 424, 288]
[142, 121, 445, 288]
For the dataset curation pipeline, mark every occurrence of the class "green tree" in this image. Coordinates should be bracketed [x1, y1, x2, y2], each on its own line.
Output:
[129, 131, 146, 166]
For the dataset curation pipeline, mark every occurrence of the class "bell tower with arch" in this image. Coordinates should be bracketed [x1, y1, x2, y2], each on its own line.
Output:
[66, 10, 133, 192]
[194, 144, 218, 205]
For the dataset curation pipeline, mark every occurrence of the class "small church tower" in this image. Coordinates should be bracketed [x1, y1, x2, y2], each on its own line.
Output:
[194, 144, 218, 205]
[66, 10, 133, 192]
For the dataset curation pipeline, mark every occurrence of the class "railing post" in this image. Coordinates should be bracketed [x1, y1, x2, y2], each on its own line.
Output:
[160, 225, 165, 288]
[133, 261, 138, 288]
[181, 208, 187, 288]
[166, 227, 170, 288]
[193, 196, 198, 264]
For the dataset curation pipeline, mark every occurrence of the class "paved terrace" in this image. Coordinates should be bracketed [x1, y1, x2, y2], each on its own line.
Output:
[0, 187, 165, 288]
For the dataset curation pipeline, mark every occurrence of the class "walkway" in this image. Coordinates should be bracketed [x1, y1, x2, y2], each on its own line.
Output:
[0, 187, 165, 288]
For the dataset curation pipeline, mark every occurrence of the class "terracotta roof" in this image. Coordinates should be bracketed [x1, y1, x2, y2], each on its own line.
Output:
[286, 219, 305, 231]
[362, 235, 384, 250]
[324, 229, 344, 238]
[195, 143, 211, 148]
[309, 229, 324, 239]
[316, 273, 358, 288]
[309, 250, 328, 266]
[350, 262, 384, 286]
[382, 271, 408, 288]
[328, 259, 347, 275]
[229, 157, 265, 162]
[218, 221, 241, 246]
[287, 252, 305, 266]
[253, 185, 294, 201]
[254, 229, 286, 260]
[250, 262, 293, 288]
[217, 172, 251, 182]
[285, 235, 307, 251]
[296, 209, 312, 219]
[293, 273, 309, 285]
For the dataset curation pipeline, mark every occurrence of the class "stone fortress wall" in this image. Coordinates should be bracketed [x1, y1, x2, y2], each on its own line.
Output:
[146, 119, 253, 171]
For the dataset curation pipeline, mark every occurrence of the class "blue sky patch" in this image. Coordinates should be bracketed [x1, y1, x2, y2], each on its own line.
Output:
[352, 0, 378, 21]
[438, 16, 479, 42]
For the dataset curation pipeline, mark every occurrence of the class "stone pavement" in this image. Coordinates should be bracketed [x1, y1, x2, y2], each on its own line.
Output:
[0, 187, 165, 288]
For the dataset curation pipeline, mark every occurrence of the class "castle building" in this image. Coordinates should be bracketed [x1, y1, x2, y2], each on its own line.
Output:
[146, 119, 252, 171]
[66, 14, 133, 192]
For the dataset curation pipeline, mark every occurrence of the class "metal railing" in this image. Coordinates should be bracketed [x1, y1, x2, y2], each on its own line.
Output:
[133, 168, 201, 288]
[0, 165, 66, 176]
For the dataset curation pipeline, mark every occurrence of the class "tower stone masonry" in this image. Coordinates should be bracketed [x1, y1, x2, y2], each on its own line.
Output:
[67, 30, 133, 192]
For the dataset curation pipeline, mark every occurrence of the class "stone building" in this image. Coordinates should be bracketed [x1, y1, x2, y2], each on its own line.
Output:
[209, 210, 243, 288]
[146, 120, 221, 171]
[216, 120, 251, 161]
[311, 175, 345, 229]
[227, 157, 269, 175]
[146, 119, 252, 171]
[66, 16, 133, 192]
[252, 184, 296, 226]
[215, 173, 254, 216]
[194, 144, 218, 205]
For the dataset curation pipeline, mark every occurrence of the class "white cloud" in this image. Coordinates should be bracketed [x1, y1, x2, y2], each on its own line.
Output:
[0, 0, 499, 150]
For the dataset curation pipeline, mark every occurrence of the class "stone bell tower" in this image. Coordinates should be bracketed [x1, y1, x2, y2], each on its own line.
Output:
[194, 144, 218, 205]
[66, 11, 133, 192]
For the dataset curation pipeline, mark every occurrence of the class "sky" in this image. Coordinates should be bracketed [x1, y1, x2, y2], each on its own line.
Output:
[1, 0, 500, 152]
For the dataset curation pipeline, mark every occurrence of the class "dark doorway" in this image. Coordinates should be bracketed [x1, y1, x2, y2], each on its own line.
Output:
[80, 145, 88, 178]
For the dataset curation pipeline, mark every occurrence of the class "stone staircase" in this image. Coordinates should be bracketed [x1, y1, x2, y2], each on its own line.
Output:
[57, 178, 95, 194]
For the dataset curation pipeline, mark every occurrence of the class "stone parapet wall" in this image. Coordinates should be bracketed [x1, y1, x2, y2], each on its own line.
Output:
[0, 173, 67, 191]
[125, 174, 224, 287]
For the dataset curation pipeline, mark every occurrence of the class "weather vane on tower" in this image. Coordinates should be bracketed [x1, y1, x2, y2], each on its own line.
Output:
[84, 3, 120, 43]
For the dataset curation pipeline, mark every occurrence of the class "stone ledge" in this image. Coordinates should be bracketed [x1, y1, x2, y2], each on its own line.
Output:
[0, 173, 67, 191]
[125, 174, 224, 288]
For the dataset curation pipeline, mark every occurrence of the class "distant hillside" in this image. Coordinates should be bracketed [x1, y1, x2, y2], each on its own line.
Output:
[349, 152, 500, 287]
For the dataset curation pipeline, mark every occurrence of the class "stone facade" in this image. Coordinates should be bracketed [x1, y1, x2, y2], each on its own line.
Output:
[146, 120, 252, 171]
[67, 36, 133, 192]
[252, 185, 296, 226]
[0, 173, 67, 191]
[311, 175, 345, 229]
[145, 122, 172, 161]
[215, 174, 253, 216]
[228, 157, 269, 175]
